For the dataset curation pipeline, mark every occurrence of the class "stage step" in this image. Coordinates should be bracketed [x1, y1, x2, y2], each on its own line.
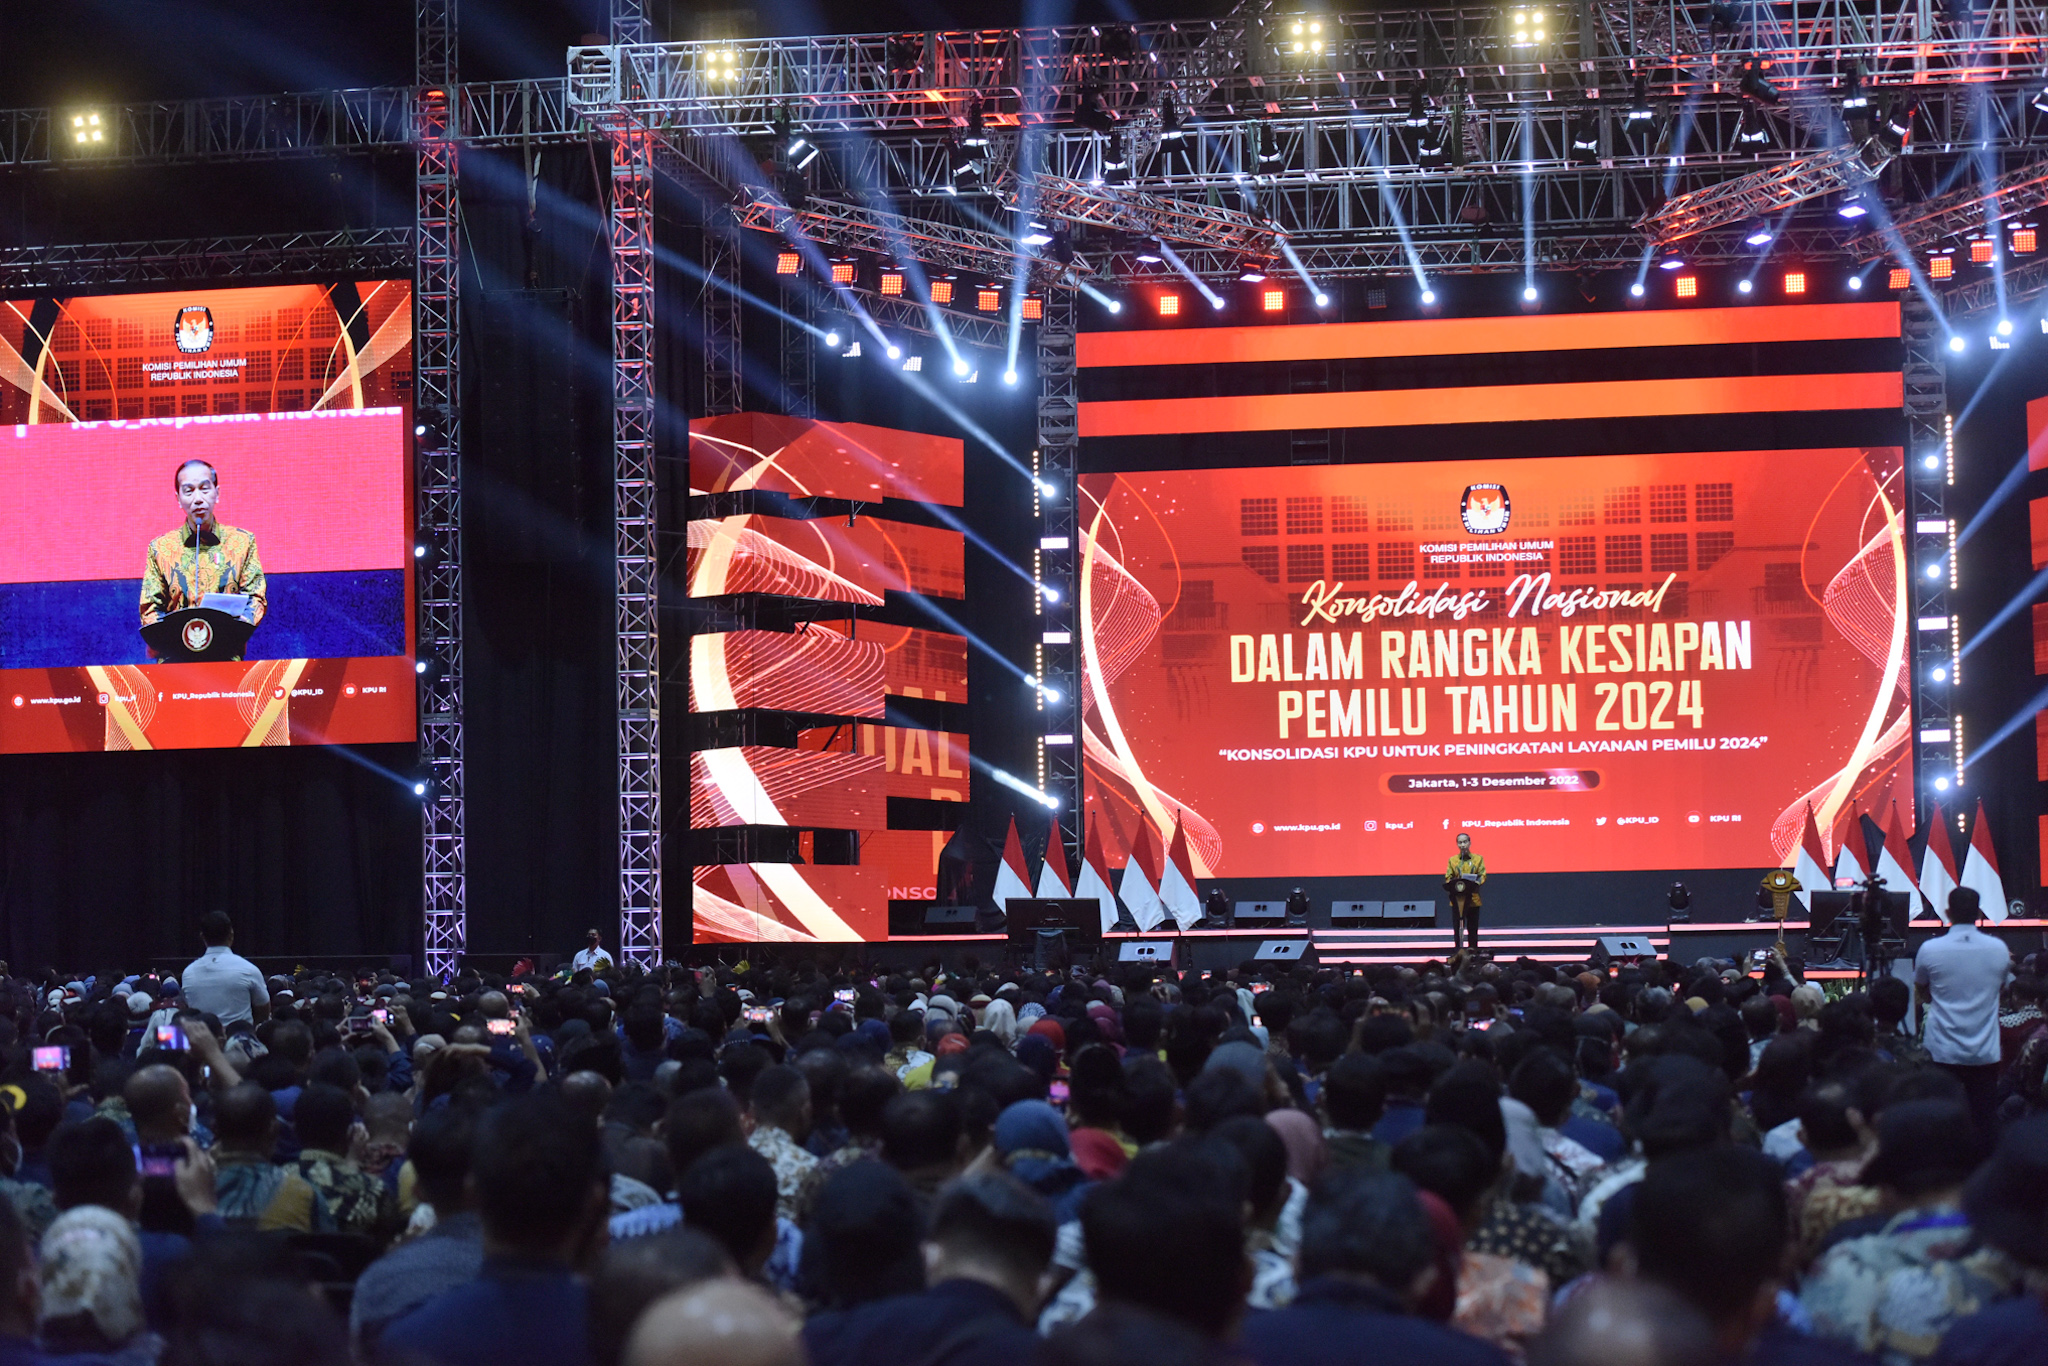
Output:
[1309, 923, 1668, 965]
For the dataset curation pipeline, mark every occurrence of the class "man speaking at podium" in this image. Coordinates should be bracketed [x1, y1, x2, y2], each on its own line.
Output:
[140, 459, 267, 658]
[1445, 830, 1487, 957]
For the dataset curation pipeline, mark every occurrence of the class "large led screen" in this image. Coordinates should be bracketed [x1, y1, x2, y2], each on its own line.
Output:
[0, 283, 414, 752]
[1080, 449, 1914, 879]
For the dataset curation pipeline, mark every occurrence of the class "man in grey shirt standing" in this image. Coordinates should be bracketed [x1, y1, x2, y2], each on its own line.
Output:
[1915, 886, 2012, 1137]
[180, 911, 270, 1028]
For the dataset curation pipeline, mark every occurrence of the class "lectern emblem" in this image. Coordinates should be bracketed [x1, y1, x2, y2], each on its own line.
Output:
[181, 618, 214, 653]
[1460, 484, 1511, 534]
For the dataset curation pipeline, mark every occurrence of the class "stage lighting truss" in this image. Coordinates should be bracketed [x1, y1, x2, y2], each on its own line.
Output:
[1020, 173, 1280, 262]
[1639, 138, 1890, 247]
[1866, 157, 2048, 255]
[737, 193, 1093, 289]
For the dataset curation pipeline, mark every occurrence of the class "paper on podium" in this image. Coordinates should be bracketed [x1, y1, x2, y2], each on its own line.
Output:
[200, 592, 256, 623]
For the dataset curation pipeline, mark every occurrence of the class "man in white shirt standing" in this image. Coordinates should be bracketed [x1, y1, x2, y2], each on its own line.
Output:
[1914, 886, 2011, 1138]
[180, 911, 270, 1029]
[572, 928, 614, 976]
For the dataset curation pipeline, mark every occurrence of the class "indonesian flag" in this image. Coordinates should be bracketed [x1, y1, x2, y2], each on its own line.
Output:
[1036, 823, 1074, 899]
[1791, 803, 1833, 914]
[1960, 798, 2010, 923]
[1836, 810, 1872, 887]
[1920, 803, 1960, 923]
[1074, 818, 1120, 934]
[1873, 802, 1920, 906]
[991, 816, 1034, 913]
[1159, 814, 1203, 931]
[1119, 818, 1166, 932]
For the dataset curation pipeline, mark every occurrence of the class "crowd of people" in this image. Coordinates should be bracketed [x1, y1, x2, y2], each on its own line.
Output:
[0, 890, 2043, 1366]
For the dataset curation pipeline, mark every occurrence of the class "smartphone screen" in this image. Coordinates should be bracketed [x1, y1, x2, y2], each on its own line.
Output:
[154, 1024, 189, 1051]
[137, 1145, 181, 1178]
[486, 1018, 515, 1036]
[1048, 1080, 1070, 1104]
[32, 1045, 68, 1072]
[747, 1007, 771, 1024]
[834, 988, 856, 1004]
[371, 1008, 390, 1025]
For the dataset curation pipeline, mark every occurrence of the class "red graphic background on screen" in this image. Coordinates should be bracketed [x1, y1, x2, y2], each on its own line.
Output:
[1079, 450, 1914, 879]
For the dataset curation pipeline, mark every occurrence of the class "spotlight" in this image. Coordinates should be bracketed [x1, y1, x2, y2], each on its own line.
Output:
[1158, 95, 1185, 145]
[1626, 76, 1655, 124]
[1630, 281, 1646, 297]
[413, 776, 444, 802]
[1836, 189, 1870, 219]
[822, 330, 842, 347]
[1743, 219, 1773, 247]
[1021, 220, 1054, 247]
[416, 656, 448, 684]
[1404, 86, 1431, 127]
[1420, 288, 1437, 304]
[1841, 64, 1869, 113]
[1923, 453, 1940, 469]
[1925, 562, 1942, 578]
[1877, 99, 1916, 152]
[1313, 292, 1330, 307]
[1037, 478, 1057, 496]
[1933, 666, 1949, 681]
[953, 357, 971, 376]
[1285, 15, 1330, 59]
[1848, 274, 1864, 290]
[885, 343, 903, 360]
[1522, 285, 1538, 302]
[1737, 56, 1779, 103]
[1569, 110, 1600, 162]
[1936, 776, 1951, 791]
[1257, 123, 1282, 165]
[1734, 103, 1772, 148]
[67, 109, 109, 149]
[1507, 7, 1548, 47]
[1737, 278, 1753, 294]
[1239, 261, 1268, 282]
[1659, 256, 1685, 271]
[962, 98, 990, 148]
[1415, 121, 1453, 167]
[1004, 369, 1019, 385]
[1136, 241, 1163, 264]
[1948, 334, 1966, 353]
[946, 139, 984, 194]
[2034, 82, 2048, 116]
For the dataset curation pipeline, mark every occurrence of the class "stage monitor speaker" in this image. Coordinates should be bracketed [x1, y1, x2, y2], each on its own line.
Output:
[1597, 935, 1658, 959]
[1383, 901, 1433, 922]
[922, 905, 980, 931]
[1252, 940, 1314, 963]
[1234, 901, 1287, 924]
[1330, 900, 1381, 926]
[1117, 941, 1177, 966]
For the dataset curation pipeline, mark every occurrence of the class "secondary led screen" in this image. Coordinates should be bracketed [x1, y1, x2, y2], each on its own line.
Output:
[0, 283, 414, 752]
[1079, 449, 1915, 878]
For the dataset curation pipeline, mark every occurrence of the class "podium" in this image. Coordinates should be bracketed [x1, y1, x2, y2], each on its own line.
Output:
[140, 608, 257, 663]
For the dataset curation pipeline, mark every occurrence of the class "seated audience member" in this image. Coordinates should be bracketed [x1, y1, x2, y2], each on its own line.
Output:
[1239, 1168, 1511, 1366]
[350, 1105, 484, 1357]
[880, 1091, 967, 1210]
[1206, 1116, 1298, 1310]
[0, 1199, 41, 1366]
[804, 1171, 1054, 1366]
[678, 1145, 780, 1282]
[1393, 1124, 1547, 1355]
[812, 1067, 898, 1179]
[1930, 1115, 2048, 1365]
[624, 1279, 804, 1366]
[797, 1161, 925, 1313]
[1319, 1053, 1390, 1173]
[1082, 1143, 1250, 1341]
[209, 1083, 330, 1233]
[0, 1101, 57, 1245]
[1633, 1145, 1863, 1366]
[1801, 1099, 2016, 1364]
[36, 1205, 154, 1363]
[1784, 1073, 1881, 1267]
[1527, 1277, 1716, 1366]
[379, 1094, 610, 1366]
[744, 1066, 820, 1224]
[1042, 1303, 1223, 1366]
[292, 1082, 395, 1239]
[588, 1228, 733, 1366]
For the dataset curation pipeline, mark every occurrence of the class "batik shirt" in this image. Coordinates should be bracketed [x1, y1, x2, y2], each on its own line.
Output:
[1447, 854, 1486, 907]
[296, 1147, 395, 1237]
[1799, 1207, 2023, 1365]
[140, 522, 267, 626]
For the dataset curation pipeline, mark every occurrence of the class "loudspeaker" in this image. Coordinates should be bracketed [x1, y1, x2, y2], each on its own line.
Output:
[1383, 901, 1433, 922]
[1252, 940, 1312, 962]
[1597, 935, 1658, 959]
[1117, 941, 1177, 966]
[1234, 901, 1286, 923]
[1330, 900, 1381, 926]
[922, 905, 980, 930]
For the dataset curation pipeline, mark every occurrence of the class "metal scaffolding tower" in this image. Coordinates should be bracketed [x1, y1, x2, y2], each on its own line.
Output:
[415, 0, 467, 980]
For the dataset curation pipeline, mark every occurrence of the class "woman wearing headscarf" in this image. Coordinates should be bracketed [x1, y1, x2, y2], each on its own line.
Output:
[979, 996, 1020, 1048]
[38, 1206, 157, 1365]
[992, 1100, 1092, 1222]
[1264, 1107, 1329, 1187]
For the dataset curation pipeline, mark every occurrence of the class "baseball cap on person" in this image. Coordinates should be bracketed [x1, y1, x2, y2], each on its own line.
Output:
[1860, 1099, 1982, 1196]
[125, 992, 153, 1018]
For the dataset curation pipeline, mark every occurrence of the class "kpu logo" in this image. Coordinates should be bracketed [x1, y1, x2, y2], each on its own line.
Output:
[1460, 483, 1510, 535]
[174, 305, 215, 354]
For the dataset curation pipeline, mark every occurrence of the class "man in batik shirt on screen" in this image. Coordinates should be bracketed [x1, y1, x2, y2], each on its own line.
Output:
[140, 459, 267, 655]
